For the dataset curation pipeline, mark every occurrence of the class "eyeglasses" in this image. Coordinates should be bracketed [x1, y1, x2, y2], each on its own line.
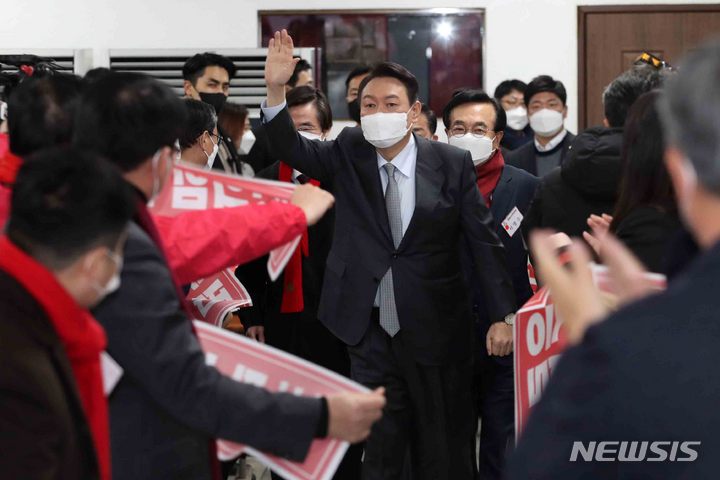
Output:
[634, 52, 675, 71]
[449, 126, 494, 138]
[209, 133, 221, 144]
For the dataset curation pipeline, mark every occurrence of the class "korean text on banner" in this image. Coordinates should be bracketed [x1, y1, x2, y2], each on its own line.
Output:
[194, 321, 368, 480]
[151, 162, 300, 281]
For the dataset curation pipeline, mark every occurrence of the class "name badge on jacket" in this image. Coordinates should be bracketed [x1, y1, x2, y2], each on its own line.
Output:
[502, 207, 524, 237]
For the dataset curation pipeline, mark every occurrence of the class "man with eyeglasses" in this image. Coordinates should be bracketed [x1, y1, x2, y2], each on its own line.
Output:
[493, 79, 534, 151]
[443, 89, 539, 480]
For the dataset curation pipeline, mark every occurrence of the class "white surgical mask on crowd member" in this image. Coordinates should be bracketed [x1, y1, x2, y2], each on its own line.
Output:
[361, 107, 413, 149]
[529, 108, 564, 137]
[90, 250, 123, 300]
[506, 106, 529, 131]
[239, 130, 256, 154]
[0, 101, 6, 121]
[203, 133, 219, 168]
[299, 131, 324, 141]
[150, 149, 172, 202]
[449, 134, 496, 166]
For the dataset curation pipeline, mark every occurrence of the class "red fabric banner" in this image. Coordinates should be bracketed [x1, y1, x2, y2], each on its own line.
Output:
[187, 268, 252, 326]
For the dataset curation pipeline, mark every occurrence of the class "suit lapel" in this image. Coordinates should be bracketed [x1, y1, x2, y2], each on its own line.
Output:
[490, 167, 513, 234]
[398, 135, 443, 251]
[350, 134, 393, 244]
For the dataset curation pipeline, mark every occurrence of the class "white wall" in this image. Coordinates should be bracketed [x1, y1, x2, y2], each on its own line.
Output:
[2, 0, 715, 133]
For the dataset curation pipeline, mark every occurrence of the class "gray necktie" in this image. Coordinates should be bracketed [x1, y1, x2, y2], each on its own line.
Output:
[379, 163, 402, 337]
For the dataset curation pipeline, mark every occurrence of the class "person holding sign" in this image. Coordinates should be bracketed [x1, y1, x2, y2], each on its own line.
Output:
[75, 72, 385, 480]
[261, 30, 517, 479]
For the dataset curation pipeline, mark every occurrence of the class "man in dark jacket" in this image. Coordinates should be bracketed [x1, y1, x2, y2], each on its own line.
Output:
[262, 32, 517, 479]
[508, 42, 720, 479]
[523, 65, 665, 239]
[75, 72, 385, 480]
[443, 89, 539, 479]
[0, 147, 134, 480]
[505, 76, 575, 177]
[494, 79, 534, 151]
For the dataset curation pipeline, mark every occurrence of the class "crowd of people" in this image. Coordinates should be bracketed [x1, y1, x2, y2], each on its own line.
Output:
[0, 27, 718, 480]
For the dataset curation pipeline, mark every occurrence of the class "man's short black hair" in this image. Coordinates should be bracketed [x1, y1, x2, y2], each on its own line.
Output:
[420, 104, 438, 134]
[524, 75, 567, 106]
[7, 74, 83, 157]
[442, 89, 507, 133]
[182, 52, 237, 85]
[287, 85, 333, 132]
[288, 58, 312, 88]
[358, 62, 419, 105]
[179, 99, 217, 149]
[493, 79, 528, 101]
[603, 65, 665, 128]
[345, 65, 372, 91]
[73, 72, 188, 172]
[7, 146, 135, 270]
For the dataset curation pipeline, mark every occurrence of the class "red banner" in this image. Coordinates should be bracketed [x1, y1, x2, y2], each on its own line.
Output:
[187, 268, 252, 326]
[194, 321, 367, 480]
[514, 265, 666, 435]
[151, 162, 299, 281]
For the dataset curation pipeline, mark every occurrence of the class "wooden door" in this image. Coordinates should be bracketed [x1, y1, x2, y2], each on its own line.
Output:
[578, 5, 720, 130]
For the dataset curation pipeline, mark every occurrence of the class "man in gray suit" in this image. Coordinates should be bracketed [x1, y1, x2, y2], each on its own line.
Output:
[75, 72, 385, 480]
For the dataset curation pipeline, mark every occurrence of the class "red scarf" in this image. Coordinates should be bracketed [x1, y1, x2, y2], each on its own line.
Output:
[278, 162, 318, 313]
[0, 236, 110, 480]
[475, 149, 505, 208]
[132, 194, 221, 480]
[0, 134, 23, 186]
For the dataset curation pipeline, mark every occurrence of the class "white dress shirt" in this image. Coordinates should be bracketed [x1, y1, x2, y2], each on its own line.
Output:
[534, 129, 568, 152]
[260, 99, 418, 307]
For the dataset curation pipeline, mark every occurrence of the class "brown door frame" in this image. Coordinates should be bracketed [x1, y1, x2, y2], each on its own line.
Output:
[577, 4, 720, 130]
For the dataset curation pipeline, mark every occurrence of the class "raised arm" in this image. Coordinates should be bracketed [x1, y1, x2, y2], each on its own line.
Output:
[262, 30, 338, 183]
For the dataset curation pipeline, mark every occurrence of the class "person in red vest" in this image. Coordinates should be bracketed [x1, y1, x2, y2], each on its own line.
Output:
[76, 71, 385, 480]
[0, 146, 135, 480]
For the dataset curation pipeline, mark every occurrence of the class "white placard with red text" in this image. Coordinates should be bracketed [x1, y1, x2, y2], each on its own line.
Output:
[151, 162, 299, 281]
[194, 321, 368, 480]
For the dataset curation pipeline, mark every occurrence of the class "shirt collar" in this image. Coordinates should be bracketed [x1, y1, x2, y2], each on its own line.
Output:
[376, 134, 417, 178]
[534, 129, 567, 152]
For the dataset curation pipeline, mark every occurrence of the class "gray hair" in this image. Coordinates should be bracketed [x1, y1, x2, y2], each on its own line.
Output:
[659, 41, 720, 195]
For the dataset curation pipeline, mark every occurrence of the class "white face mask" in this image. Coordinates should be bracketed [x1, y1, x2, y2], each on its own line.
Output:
[91, 250, 123, 299]
[448, 134, 496, 166]
[203, 133, 219, 168]
[299, 131, 324, 141]
[0, 101, 6, 121]
[361, 107, 413, 149]
[239, 130, 256, 154]
[529, 108, 565, 137]
[506, 106, 529, 131]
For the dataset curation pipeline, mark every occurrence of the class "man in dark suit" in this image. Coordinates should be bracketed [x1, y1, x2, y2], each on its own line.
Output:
[75, 72, 385, 480]
[507, 42, 720, 479]
[262, 31, 517, 479]
[0, 147, 135, 480]
[237, 85, 362, 480]
[505, 75, 575, 177]
[443, 89, 539, 479]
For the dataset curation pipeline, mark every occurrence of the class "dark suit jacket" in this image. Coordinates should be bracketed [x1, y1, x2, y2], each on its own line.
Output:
[236, 161, 334, 327]
[92, 222, 322, 480]
[0, 271, 99, 480]
[505, 132, 575, 176]
[465, 165, 539, 366]
[264, 108, 516, 365]
[507, 240, 720, 479]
